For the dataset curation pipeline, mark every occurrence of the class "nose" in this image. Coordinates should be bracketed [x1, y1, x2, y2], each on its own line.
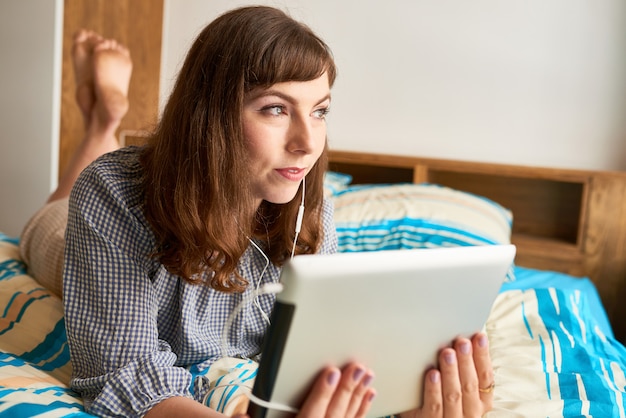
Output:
[287, 114, 319, 155]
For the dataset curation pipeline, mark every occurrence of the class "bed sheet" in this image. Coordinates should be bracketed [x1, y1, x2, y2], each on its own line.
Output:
[488, 267, 626, 417]
[1, 232, 625, 417]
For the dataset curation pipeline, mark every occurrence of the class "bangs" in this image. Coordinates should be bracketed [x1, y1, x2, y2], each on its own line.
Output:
[245, 22, 336, 89]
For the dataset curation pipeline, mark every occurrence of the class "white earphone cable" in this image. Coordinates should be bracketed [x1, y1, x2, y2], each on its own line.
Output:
[202, 379, 299, 414]
[221, 178, 304, 357]
[248, 238, 271, 324]
[291, 177, 305, 259]
[220, 280, 283, 358]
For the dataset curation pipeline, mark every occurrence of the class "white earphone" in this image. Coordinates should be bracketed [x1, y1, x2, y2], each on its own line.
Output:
[291, 177, 305, 258]
[218, 177, 307, 413]
[228, 176, 306, 337]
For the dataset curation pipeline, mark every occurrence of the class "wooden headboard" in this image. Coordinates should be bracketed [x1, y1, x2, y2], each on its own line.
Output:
[329, 150, 626, 344]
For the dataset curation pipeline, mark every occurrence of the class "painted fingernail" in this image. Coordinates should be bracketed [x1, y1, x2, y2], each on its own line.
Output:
[430, 370, 440, 383]
[368, 392, 377, 402]
[327, 370, 339, 386]
[445, 351, 456, 364]
[353, 367, 364, 382]
[479, 334, 488, 347]
[363, 373, 374, 387]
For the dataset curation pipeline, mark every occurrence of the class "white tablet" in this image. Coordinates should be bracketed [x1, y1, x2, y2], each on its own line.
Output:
[247, 244, 515, 418]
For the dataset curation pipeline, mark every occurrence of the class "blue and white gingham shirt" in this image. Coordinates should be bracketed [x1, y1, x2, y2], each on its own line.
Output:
[63, 147, 338, 417]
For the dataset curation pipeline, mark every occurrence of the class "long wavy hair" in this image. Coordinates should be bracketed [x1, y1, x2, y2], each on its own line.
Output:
[140, 6, 337, 292]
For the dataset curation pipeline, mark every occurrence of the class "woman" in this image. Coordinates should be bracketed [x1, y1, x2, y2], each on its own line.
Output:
[24, 6, 494, 418]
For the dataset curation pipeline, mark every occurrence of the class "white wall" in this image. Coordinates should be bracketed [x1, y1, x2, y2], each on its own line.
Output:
[0, 0, 63, 236]
[161, 0, 626, 171]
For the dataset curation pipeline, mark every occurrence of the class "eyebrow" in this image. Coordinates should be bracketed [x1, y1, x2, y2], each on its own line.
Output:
[247, 89, 331, 107]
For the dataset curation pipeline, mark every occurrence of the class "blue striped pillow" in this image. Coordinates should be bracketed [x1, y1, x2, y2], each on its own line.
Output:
[0, 237, 72, 384]
[332, 182, 512, 250]
[323, 171, 353, 197]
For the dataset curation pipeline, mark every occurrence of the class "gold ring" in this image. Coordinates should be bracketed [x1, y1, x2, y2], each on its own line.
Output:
[479, 382, 495, 393]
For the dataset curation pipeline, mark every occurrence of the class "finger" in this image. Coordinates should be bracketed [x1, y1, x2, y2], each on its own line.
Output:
[439, 348, 462, 418]
[353, 387, 377, 418]
[472, 333, 495, 410]
[345, 370, 376, 418]
[326, 363, 367, 418]
[417, 369, 443, 418]
[454, 338, 482, 417]
[298, 366, 340, 417]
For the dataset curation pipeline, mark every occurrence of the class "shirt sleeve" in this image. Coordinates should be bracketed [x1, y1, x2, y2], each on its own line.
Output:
[63, 160, 203, 417]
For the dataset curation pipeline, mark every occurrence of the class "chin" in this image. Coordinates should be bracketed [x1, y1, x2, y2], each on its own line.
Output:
[263, 190, 300, 205]
[265, 196, 296, 205]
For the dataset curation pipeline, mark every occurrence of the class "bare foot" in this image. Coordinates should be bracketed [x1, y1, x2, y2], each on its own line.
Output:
[91, 38, 133, 131]
[47, 32, 133, 203]
[72, 30, 102, 125]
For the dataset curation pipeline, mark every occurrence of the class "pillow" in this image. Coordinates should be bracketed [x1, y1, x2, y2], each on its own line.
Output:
[332, 183, 514, 280]
[0, 351, 87, 417]
[0, 236, 72, 385]
[323, 171, 352, 197]
[332, 184, 512, 252]
[0, 232, 18, 246]
[332, 183, 512, 250]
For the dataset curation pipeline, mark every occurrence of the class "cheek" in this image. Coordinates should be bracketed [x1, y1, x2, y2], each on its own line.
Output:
[242, 123, 265, 160]
[314, 128, 327, 155]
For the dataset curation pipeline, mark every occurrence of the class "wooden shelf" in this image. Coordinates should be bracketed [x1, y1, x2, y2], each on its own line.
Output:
[425, 169, 588, 247]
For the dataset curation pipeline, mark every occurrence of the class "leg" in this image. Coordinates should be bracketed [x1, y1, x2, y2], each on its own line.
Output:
[48, 31, 133, 203]
[72, 29, 101, 127]
[21, 31, 133, 296]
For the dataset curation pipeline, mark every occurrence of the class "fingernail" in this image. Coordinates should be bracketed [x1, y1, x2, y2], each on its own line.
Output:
[368, 392, 377, 402]
[430, 370, 440, 383]
[353, 368, 364, 382]
[327, 370, 339, 386]
[460, 341, 471, 355]
[478, 334, 488, 348]
[445, 351, 456, 364]
[363, 373, 374, 387]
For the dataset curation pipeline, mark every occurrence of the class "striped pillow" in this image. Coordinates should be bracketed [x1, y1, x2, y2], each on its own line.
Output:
[332, 183, 512, 252]
[0, 235, 91, 416]
[323, 171, 353, 197]
[0, 238, 71, 383]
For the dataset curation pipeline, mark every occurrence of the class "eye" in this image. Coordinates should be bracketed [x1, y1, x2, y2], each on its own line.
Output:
[313, 107, 330, 120]
[262, 105, 286, 117]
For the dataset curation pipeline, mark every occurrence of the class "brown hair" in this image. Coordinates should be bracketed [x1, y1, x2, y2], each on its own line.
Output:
[140, 6, 337, 292]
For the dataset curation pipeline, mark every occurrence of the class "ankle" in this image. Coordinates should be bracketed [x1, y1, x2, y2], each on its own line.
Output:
[86, 114, 122, 139]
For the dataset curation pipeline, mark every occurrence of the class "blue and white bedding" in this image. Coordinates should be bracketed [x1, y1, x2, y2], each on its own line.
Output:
[489, 268, 626, 417]
[0, 179, 624, 417]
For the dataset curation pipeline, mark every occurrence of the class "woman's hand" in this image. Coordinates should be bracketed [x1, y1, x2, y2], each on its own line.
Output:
[236, 333, 491, 418]
[297, 362, 376, 418]
[400, 332, 494, 418]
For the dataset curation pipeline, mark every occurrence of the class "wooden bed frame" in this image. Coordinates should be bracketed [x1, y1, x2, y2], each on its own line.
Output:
[329, 150, 626, 344]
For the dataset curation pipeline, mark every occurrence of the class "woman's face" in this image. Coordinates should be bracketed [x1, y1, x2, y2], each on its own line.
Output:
[243, 72, 330, 206]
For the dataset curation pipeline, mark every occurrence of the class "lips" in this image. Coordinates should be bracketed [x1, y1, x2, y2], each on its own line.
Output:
[276, 167, 306, 182]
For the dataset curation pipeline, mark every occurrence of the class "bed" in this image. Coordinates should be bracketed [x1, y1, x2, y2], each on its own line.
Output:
[0, 149, 625, 417]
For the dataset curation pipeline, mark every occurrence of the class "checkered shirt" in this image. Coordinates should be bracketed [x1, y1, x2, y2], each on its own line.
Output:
[63, 147, 338, 417]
